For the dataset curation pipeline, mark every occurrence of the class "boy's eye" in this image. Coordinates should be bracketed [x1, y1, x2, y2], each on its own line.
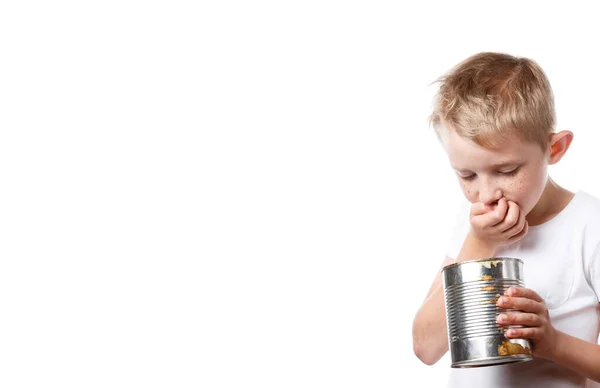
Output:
[460, 174, 477, 181]
[500, 168, 520, 176]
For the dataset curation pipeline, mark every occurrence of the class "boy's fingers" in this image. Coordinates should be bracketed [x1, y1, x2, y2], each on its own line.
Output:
[471, 197, 507, 218]
[470, 202, 491, 216]
[497, 296, 545, 313]
[475, 198, 508, 227]
[490, 197, 508, 226]
[476, 209, 504, 227]
[496, 312, 541, 327]
[504, 208, 527, 237]
[505, 286, 544, 303]
[504, 327, 541, 340]
[470, 199, 505, 226]
[499, 201, 520, 231]
[507, 220, 528, 241]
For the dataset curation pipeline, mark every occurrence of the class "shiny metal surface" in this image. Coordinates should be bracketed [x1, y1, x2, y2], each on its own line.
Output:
[442, 257, 534, 368]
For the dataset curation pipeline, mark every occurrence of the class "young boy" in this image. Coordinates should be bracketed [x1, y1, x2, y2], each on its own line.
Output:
[412, 52, 600, 387]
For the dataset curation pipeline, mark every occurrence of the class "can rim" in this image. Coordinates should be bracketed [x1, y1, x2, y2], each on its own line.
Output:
[441, 257, 523, 273]
[450, 353, 533, 368]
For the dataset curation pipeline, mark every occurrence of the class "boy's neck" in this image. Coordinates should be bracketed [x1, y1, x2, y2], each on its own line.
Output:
[526, 178, 575, 227]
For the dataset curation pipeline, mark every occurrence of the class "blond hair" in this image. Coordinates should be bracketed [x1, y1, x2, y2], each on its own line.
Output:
[429, 52, 556, 149]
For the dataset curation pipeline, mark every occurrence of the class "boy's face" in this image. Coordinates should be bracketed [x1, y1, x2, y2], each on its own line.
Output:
[441, 128, 549, 216]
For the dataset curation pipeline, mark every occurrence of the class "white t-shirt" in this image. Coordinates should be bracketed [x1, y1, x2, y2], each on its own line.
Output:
[445, 190, 600, 388]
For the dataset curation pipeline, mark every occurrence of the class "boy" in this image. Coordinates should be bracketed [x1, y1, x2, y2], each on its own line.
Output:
[412, 52, 600, 387]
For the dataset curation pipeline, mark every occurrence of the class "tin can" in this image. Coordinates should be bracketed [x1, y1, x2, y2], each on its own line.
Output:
[442, 257, 534, 368]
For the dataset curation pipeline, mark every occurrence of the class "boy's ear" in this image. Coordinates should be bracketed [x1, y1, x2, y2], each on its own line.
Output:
[548, 130, 574, 165]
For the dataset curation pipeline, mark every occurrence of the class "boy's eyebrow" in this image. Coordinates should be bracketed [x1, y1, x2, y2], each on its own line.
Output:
[452, 161, 521, 172]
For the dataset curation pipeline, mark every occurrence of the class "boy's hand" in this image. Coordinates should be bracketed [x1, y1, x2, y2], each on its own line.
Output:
[469, 197, 529, 251]
[496, 287, 557, 359]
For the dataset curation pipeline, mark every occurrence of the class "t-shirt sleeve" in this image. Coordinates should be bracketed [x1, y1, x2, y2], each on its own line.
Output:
[588, 242, 600, 302]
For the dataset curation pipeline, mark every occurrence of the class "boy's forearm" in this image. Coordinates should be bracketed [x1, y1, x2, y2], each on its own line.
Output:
[456, 232, 497, 262]
[413, 234, 497, 365]
[412, 281, 449, 365]
[549, 330, 600, 383]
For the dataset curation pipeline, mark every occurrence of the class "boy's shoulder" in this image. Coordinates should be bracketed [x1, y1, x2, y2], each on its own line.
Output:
[570, 190, 600, 218]
[566, 190, 600, 239]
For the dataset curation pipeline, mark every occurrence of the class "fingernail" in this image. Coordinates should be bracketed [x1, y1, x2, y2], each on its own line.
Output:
[498, 297, 508, 304]
[506, 329, 515, 336]
[496, 314, 506, 323]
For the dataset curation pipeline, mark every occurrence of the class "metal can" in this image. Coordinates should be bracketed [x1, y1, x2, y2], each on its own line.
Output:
[442, 257, 534, 368]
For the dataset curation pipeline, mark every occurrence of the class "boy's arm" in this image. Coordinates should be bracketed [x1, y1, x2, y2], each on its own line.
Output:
[413, 198, 527, 365]
[412, 233, 496, 365]
[412, 255, 452, 365]
[551, 331, 600, 383]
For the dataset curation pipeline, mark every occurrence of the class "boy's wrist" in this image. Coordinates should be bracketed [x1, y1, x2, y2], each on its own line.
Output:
[456, 232, 497, 262]
[545, 329, 566, 362]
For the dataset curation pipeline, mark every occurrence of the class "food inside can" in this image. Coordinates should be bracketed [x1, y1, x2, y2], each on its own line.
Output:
[498, 341, 532, 356]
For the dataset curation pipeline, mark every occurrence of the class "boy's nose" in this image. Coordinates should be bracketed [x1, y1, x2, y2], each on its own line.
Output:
[479, 188, 503, 206]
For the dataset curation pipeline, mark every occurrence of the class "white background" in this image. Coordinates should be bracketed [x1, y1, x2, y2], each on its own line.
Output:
[1, 1, 599, 387]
